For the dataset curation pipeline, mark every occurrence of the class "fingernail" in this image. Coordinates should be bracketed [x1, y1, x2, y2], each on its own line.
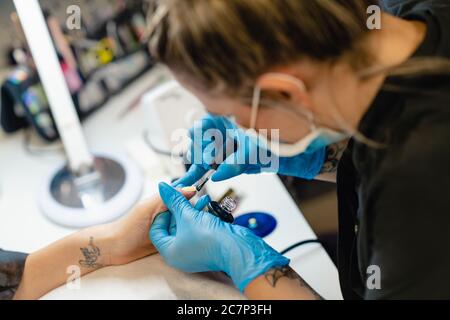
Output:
[211, 172, 221, 182]
[181, 186, 197, 193]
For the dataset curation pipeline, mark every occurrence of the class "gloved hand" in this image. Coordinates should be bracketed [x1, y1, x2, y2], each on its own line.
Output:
[173, 114, 326, 187]
[150, 182, 290, 292]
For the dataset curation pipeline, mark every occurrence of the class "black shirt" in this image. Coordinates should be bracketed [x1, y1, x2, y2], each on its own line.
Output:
[0, 249, 28, 300]
[337, 1, 450, 299]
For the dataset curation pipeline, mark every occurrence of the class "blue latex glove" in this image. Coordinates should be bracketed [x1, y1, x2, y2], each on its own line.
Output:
[173, 114, 326, 187]
[150, 182, 290, 292]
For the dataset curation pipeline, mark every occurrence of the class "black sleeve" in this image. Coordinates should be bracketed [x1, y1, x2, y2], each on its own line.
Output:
[382, 0, 422, 15]
[0, 249, 28, 300]
[382, 0, 450, 16]
[364, 122, 450, 299]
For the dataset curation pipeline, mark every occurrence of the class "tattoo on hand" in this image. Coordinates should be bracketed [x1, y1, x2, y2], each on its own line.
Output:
[264, 266, 323, 300]
[79, 237, 102, 268]
[320, 140, 348, 174]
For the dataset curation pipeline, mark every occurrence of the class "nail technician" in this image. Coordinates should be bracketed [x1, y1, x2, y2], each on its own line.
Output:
[148, 0, 450, 299]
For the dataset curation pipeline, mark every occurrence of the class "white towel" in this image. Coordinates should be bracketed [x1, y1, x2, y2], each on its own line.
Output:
[41, 254, 246, 300]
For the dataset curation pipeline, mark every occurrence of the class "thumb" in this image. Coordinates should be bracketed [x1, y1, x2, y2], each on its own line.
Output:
[172, 165, 208, 188]
[158, 182, 193, 221]
[150, 211, 174, 252]
[211, 154, 244, 182]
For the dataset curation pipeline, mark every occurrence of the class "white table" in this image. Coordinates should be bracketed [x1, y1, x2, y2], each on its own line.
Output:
[0, 70, 343, 300]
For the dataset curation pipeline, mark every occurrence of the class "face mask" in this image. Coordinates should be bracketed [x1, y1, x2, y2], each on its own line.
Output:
[244, 73, 350, 158]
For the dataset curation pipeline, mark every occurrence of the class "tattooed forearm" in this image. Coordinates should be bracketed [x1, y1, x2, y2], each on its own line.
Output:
[79, 237, 102, 268]
[264, 266, 323, 300]
[320, 140, 348, 174]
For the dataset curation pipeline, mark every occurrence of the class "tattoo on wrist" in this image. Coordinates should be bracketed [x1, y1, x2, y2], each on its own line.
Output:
[79, 237, 102, 268]
[320, 140, 348, 174]
[264, 266, 323, 300]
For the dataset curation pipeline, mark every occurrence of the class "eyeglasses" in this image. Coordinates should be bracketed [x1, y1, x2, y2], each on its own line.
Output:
[245, 85, 317, 143]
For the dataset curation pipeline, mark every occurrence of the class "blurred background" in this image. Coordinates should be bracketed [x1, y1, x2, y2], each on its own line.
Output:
[0, 0, 154, 141]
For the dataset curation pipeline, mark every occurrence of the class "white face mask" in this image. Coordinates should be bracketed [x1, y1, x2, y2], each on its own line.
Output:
[244, 73, 350, 158]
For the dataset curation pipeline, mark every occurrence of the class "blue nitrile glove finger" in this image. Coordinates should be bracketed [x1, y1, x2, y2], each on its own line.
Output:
[173, 115, 227, 187]
[181, 114, 263, 183]
[167, 194, 211, 235]
[150, 182, 290, 292]
[168, 213, 177, 236]
[150, 211, 174, 251]
[172, 164, 208, 188]
[211, 152, 261, 181]
[211, 124, 264, 181]
[189, 115, 224, 169]
[194, 194, 211, 211]
[278, 147, 327, 180]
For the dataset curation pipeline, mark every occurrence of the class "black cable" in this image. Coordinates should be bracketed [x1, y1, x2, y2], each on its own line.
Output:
[280, 239, 322, 255]
[142, 130, 185, 157]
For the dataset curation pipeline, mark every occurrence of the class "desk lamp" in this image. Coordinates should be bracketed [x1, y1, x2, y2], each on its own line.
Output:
[14, 0, 143, 227]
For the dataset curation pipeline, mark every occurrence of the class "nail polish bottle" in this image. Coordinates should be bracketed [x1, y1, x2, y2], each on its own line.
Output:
[207, 196, 236, 223]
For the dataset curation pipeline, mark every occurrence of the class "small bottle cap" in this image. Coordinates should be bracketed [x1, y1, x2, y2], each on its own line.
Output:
[248, 217, 258, 229]
[219, 196, 237, 214]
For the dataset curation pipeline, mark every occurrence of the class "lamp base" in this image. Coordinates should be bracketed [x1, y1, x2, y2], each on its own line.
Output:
[39, 153, 143, 228]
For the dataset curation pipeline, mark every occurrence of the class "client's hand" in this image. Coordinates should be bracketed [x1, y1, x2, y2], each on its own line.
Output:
[13, 187, 198, 300]
[104, 187, 197, 266]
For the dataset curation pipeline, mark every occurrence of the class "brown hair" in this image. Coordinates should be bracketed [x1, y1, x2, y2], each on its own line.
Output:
[146, 0, 450, 98]
[145, 0, 450, 149]
[147, 0, 380, 95]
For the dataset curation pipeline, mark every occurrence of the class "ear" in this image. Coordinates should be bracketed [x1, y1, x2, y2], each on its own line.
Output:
[256, 73, 312, 111]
